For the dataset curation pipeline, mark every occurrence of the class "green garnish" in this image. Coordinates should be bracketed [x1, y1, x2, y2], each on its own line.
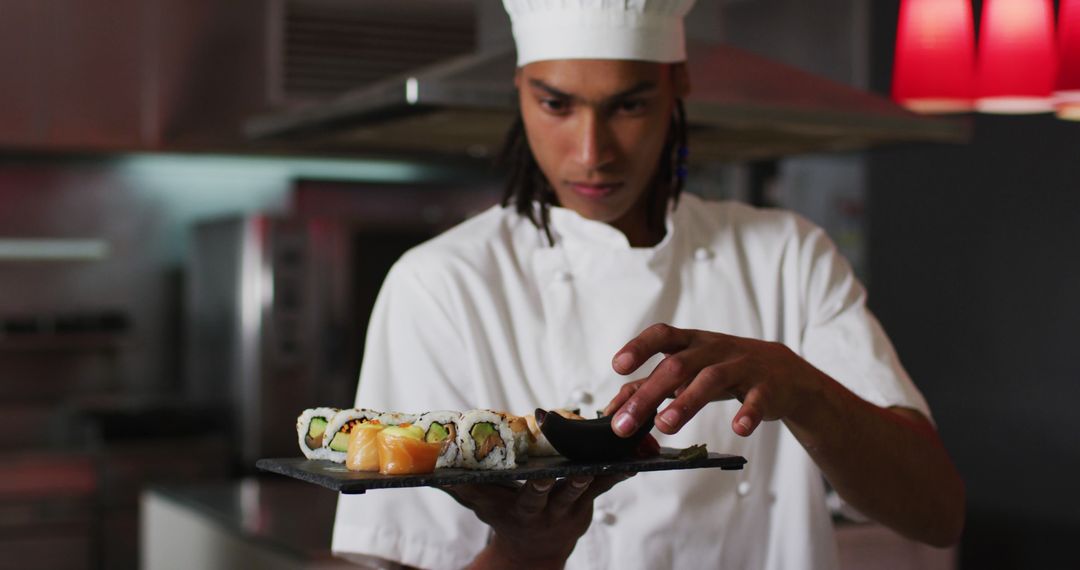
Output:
[662, 444, 709, 461]
[676, 444, 708, 461]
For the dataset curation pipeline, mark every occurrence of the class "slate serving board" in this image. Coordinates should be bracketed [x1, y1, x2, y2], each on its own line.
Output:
[256, 448, 746, 494]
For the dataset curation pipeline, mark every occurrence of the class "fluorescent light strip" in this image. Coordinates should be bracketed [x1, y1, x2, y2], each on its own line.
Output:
[0, 239, 109, 261]
[405, 77, 419, 104]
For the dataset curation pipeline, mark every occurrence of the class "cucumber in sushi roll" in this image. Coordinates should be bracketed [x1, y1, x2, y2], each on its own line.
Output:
[296, 407, 339, 460]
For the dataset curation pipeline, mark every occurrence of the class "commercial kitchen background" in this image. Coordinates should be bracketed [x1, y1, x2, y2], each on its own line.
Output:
[1, 0, 1077, 568]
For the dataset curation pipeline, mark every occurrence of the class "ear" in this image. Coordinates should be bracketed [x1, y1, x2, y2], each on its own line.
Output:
[514, 68, 523, 89]
[671, 63, 691, 98]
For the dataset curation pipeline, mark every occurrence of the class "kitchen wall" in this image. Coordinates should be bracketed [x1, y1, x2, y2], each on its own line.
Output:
[719, 0, 873, 276]
[0, 151, 493, 568]
[0, 153, 468, 395]
[869, 1, 1080, 567]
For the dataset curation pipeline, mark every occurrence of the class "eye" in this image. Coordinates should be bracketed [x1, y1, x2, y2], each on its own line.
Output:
[616, 99, 648, 115]
[539, 98, 570, 114]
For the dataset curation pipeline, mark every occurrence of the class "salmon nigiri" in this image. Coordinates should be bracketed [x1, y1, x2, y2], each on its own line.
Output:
[377, 425, 445, 475]
[345, 423, 385, 472]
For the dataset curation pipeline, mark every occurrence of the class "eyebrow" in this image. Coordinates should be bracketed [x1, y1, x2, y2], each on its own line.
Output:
[526, 78, 658, 103]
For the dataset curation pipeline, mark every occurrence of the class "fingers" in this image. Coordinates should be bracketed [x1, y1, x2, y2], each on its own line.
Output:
[442, 474, 634, 532]
[610, 345, 716, 437]
[515, 478, 555, 519]
[547, 476, 593, 517]
[611, 323, 692, 376]
[581, 473, 635, 503]
[602, 379, 646, 416]
[440, 482, 517, 505]
[549, 474, 635, 521]
[438, 483, 519, 523]
[732, 385, 765, 437]
[655, 362, 735, 434]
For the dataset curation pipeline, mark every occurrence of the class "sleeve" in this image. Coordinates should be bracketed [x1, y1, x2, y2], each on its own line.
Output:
[331, 252, 490, 570]
[793, 218, 933, 422]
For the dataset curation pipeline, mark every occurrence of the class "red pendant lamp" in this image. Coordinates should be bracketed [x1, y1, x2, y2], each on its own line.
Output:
[976, 0, 1058, 113]
[1056, 0, 1080, 120]
[892, 0, 977, 113]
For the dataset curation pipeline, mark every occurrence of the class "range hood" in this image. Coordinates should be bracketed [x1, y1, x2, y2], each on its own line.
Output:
[245, 41, 969, 162]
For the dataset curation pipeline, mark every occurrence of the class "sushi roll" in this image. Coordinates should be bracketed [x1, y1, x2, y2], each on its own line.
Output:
[322, 408, 383, 463]
[296, 407, 339, 460]
[414, 411, 463, 468]
[505, 414, 531, 459]
[457, 410, 528, 470]
[378, 411, 419, 426]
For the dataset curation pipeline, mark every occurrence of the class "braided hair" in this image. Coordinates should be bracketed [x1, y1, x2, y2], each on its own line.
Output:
[498, 99, 688, 246]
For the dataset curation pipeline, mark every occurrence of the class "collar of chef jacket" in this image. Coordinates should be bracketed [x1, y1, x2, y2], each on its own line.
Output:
[545, 200, 677, 250]
[548, 200, 673, 247]
[540, 200, 686, 287]
[530, 200, 695, 415]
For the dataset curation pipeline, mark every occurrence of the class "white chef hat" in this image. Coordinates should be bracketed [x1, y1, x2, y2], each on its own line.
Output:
[502, 0, 698, 66]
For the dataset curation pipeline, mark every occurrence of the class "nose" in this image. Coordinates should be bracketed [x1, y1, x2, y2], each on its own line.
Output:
[573, 110, 614, 171]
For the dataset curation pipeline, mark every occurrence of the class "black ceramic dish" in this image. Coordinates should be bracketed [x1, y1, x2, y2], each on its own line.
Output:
[535, 408, 657, 461]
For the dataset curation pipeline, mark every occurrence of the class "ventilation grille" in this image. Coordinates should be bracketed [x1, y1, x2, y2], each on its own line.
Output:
[280, 0, 476, 101]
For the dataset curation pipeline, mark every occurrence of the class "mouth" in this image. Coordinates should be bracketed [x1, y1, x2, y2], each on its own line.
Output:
[567, 181, 624, 198]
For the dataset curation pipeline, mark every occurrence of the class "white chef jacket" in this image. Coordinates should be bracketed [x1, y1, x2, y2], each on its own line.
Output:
[332, 192, 930, 570]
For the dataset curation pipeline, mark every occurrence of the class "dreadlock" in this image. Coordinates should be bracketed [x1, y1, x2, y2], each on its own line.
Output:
[498, 99, 689, 247]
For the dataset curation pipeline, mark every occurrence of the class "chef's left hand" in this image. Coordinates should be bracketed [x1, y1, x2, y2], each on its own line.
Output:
[604, 323, 824, 438]
[441, 474, 632, 569]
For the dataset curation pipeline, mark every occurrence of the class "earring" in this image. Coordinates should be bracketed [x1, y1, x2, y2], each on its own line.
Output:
[676, 145, 689, 180]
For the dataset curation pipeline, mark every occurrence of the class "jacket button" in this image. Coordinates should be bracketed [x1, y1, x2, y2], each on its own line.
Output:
[569, 389, 593, 405]
[592, 509, 616, 525]
[736, 481, 751, 497]
[694, 247, 713, 261]
[555, 271, 573, 283]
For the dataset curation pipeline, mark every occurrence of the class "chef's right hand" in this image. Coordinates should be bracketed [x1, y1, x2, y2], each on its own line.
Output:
[441, 474, 632, 570]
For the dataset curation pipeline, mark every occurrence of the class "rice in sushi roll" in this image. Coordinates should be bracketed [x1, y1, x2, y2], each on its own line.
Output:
[456, 410, 529, 470]
[296, 407, 339, 460]
[321, 408, 383, 463]
[378, 411, 419, 426]
[414, 411, 463, 468]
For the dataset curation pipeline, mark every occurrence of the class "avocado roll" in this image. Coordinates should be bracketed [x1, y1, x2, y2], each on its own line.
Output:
[415, 411, 463, 468]
[322, 408, 383, 463]
[296, 407, 339, 460]
[456, 410, 527, 470]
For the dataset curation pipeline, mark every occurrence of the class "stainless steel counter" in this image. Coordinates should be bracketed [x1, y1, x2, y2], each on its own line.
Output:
[142, 478, 364, 570]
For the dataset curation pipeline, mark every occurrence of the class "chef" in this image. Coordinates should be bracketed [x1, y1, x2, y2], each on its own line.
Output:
[332, 1, 965, 568]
